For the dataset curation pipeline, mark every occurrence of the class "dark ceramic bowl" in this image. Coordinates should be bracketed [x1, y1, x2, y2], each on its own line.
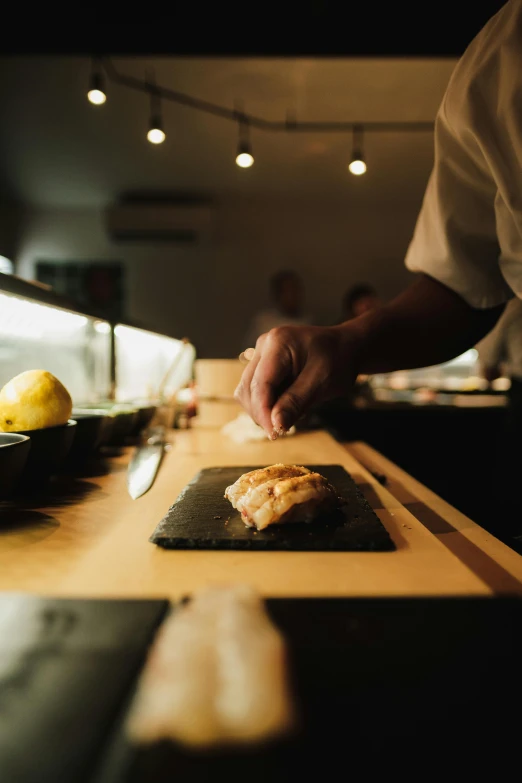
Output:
[75, 402, 139, 446]
[0, 433, 32, 499]
[69, 410, 113, 463]
[130, 404, 157, 436]
[106, 406, 138, 445]
[14, 420, 77, 488]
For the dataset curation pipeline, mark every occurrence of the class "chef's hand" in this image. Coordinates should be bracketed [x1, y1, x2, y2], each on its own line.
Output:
[235, 276, 507, 437]
[235, 324, 360, 437]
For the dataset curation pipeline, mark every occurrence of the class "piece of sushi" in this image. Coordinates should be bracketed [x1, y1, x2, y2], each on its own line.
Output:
[236, 472, 339, 530]
[225, 464, 310, 509]
[225, 464, 339, 531]
[126, 585, 294, 748]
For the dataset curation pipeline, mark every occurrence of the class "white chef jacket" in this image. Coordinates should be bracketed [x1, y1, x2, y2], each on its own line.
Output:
[477, 297, 522, 381]
[405, 0, 522, 309]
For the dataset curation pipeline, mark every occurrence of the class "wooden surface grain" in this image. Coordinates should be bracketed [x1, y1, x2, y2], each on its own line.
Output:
[0, 427, 520, 599]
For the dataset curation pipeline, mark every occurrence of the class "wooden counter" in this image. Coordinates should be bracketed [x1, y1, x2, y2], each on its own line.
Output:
[0, 428, 521, 600]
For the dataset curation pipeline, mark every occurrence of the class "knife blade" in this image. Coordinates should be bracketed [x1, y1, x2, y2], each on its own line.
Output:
[127, 425, 166, 499]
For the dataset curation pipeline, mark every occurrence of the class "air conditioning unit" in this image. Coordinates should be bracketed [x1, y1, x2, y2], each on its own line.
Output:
[105, 198, 215, 243]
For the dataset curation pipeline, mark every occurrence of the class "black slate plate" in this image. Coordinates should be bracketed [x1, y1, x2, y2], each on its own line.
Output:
[0, 595, 168, 783]
[150, 465, 395, 552]
[95, 596, 522, 781]
[0, 595, 169, 653]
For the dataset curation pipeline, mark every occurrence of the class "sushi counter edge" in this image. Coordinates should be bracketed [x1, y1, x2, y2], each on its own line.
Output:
[0, 427, 521, 599]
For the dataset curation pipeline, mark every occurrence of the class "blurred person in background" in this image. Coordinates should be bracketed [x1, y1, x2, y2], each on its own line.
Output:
[244, 270, 311, 349]
[341, 284, 382, 321]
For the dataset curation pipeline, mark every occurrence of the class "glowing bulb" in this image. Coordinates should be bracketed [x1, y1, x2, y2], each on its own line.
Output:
[87, 88, 106, 105]
[348, 126, 366, 176]
[147, 127, 165, 144]
[349, 158, 367, 176]
[235, 119, 254, 168]
[236, 152, 254, 168]
[87, 68, 106, 105]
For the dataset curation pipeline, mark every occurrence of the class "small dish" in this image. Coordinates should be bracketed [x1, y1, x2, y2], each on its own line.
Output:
[14, 420, 77, 488]
[69, 410, 113, 463]
[0, 433, 31, 499]
[130, 404, 157, 436]
[76, 402, 138, 446]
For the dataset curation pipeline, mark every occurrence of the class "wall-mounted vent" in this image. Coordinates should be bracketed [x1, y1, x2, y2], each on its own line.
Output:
[106, 196, 214, 243]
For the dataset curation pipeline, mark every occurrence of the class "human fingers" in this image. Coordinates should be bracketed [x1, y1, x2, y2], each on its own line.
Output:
[248, 331, 293, 436]
[270, 361, 324, 432]
[234, 346, 262, 419]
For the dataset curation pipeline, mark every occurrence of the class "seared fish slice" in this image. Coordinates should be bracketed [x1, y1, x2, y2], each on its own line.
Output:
[126, 585, 294, 747]
[238, 472, 338, 530]
[225, 464, 310, 509]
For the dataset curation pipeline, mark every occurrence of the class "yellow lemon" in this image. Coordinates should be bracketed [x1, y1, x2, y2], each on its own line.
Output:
[0, 370, 72, 432]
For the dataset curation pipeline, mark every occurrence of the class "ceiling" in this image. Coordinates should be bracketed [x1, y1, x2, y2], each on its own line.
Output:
[0, 3, 506, 56]
[0, 56, 457, 208]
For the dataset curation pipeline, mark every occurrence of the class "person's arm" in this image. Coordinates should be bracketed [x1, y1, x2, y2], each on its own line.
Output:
[237, 24, 522, 435]
[351, 275, 504, 374]
[235, 275, 504, 436]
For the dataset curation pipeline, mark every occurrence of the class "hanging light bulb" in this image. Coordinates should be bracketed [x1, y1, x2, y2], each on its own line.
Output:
[147, 118, 166, 145]
[87, 58, 107, 105]
[236, 142, 254, 168]
[235, 112, 254, 167]
[348, 124, 367, 175]
[146, 75, 166, 144]
[349, 159, 367, 175]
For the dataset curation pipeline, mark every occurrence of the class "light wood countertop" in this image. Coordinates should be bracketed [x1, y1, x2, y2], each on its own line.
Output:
[0, 427, 521, 600]
[347, 441, 522, 595]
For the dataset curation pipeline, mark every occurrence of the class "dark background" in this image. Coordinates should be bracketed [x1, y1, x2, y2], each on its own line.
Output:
[3, 3, 507, 57]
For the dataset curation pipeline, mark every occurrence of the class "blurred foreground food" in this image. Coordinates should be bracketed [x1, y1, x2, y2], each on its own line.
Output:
[127, 585, 294, 748]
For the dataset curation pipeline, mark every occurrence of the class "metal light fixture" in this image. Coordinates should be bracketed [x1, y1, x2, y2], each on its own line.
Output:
[87, 58, 435, 168]
[348, 124, 367, 176]
[147, 75, 166, 144]
[87, 58, 107, 105]
[235, 114, 254, 168]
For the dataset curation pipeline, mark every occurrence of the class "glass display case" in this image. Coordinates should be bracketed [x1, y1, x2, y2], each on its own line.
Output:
[0, 274, 194, 407]
[0, 282, 111, 403]
[114, 324, 193, 403]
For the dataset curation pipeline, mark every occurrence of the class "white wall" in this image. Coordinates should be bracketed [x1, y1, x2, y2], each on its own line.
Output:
[15, 198, 419, 357]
